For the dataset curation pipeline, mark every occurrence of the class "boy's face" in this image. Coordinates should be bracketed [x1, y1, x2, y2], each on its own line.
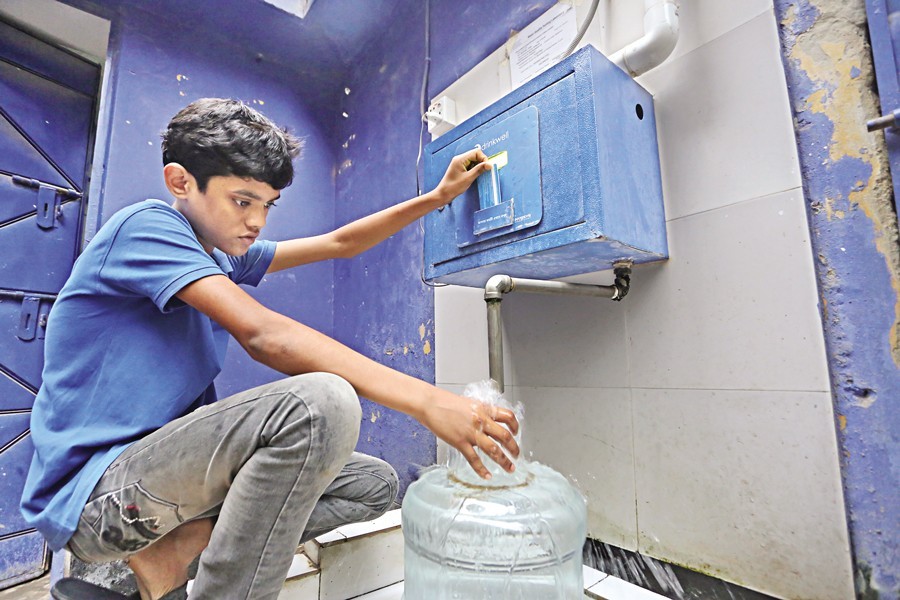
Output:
[178, 174, 280, 256]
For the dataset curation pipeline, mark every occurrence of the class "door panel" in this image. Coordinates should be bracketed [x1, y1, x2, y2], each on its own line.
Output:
[0, 425, 37, 534]
[0, 117, 69, 189]
[0, 17, 98, 588]
[0, 375, 35, 412]
[0, 59, 94, 189]
[0, 297, 47, 392]
[0, 191, 83, 294]
[0, 532, 48, 589]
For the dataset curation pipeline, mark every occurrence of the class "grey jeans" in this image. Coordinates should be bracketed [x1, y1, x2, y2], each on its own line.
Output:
[65, 373, 399, 599]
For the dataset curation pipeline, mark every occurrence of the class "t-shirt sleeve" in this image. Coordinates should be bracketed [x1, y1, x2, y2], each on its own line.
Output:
[98, 206, 224, 312]
[225, 239, 276, 286]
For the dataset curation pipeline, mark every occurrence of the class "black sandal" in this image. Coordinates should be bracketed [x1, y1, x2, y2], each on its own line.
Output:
[51, 578, 141, 600]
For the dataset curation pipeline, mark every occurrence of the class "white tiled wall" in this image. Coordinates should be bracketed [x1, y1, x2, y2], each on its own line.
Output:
[432, 2, 854, 598]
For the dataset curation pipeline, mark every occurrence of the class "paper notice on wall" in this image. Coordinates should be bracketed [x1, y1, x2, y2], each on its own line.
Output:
[509, 4, 578, 88]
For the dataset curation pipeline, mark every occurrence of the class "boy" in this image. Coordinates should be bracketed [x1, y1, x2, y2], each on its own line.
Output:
[22, 98, 519, 600]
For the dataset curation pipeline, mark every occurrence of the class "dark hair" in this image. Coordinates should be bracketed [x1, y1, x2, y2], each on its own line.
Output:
[161, 98, 303, 191]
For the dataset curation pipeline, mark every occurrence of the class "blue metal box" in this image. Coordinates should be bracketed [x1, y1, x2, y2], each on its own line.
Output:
[423, 45, 667, 287]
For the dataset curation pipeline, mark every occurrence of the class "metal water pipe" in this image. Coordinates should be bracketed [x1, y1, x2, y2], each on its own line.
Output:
[484, 262, 632, 392]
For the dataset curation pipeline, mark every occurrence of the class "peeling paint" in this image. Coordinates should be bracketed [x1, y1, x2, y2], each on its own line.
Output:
[776, 0, 900, 595]
[423, 339, 431, 355]
[783, 0, 900, 366]
[418, 323, 426, 340]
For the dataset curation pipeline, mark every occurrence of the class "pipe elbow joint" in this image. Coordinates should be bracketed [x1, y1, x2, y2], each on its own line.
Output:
[612, 0, 680, 77]
[484, 274, 514, 300]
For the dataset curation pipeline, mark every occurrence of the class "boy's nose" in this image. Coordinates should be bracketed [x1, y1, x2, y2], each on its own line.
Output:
[246, 208, 266, 229]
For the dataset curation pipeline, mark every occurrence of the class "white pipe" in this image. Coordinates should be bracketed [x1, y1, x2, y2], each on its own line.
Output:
[609, 0, 680, 77]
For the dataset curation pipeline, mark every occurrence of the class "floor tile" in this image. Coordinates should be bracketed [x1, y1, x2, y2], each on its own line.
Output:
[351, 580, 405, 599]
[0, 574, 50, 600]
[279, 562, 320, 600]
[334, 509, 401, 541]
[318, 527, 404, 600]
[583, 564, 609, 589]
[587, 574, 669, 599]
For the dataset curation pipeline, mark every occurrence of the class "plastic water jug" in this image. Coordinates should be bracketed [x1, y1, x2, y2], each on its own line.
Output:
[401, 383, 586, 599]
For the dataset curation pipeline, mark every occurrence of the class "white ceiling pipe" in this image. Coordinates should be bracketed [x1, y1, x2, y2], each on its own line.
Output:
[609, 0, 680, 77]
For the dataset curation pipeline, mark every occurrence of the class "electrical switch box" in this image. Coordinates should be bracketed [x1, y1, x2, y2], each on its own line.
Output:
[423, 45, 667, 287]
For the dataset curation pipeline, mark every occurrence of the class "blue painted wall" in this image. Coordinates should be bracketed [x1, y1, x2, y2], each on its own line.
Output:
[775, 1, 900, 596]
[333, 0, 556, 493]
[331, 1, 435, 491]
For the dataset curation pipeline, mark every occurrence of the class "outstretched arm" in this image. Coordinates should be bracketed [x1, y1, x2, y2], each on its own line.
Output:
[267, 148, 491, 273]
[176, 274, 518, 479]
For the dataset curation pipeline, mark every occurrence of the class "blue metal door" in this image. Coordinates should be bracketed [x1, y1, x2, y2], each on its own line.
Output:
[0, 19, 99, 588]
[867, 0, 900, 218]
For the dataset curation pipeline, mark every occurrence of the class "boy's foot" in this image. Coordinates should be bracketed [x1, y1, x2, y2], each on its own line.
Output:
[127, 517, 212, 599]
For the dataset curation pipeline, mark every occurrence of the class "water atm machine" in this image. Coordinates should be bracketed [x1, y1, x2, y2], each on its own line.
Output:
[423, 45, 668, 287]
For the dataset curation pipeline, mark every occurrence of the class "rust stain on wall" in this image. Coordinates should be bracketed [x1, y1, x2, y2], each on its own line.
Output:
[785, 0, 900, 365]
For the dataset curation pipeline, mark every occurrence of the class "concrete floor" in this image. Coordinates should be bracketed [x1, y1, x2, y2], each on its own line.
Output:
[0, 573, 51, 599]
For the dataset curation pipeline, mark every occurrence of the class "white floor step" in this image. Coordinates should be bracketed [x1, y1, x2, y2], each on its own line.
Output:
[342, 575, 671, 600]
[303, 509, 404, 600]
[584, 565, 669, 600]
[350, 581, 404, 599]
[278, 552, 320, 600]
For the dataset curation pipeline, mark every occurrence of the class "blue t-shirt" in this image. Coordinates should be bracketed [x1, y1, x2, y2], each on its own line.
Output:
[21, 199, 276, 551]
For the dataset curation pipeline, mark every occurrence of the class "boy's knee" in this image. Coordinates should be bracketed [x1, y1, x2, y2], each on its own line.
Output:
[314, 372, 361, 428]
[289, 372, 361, 449]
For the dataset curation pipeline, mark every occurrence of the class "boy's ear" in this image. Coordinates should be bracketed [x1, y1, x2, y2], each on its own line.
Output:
[163, 163, 193, 198]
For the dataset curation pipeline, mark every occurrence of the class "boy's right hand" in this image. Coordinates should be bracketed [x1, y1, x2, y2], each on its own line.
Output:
[433, 148, 492, 207]
[419, 389, 520, 479]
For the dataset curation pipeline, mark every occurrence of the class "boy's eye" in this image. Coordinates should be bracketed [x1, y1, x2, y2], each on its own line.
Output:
[233, 199, 251, 208]
[265, 202, 278, 209]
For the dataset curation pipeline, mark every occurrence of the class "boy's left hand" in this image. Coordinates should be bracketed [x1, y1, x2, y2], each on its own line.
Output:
[419, 389, 520, 479]
[434, 148, 492, 206]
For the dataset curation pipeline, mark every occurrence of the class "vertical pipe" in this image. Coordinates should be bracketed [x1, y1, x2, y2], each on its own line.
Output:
[486, 298, 504, 393]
